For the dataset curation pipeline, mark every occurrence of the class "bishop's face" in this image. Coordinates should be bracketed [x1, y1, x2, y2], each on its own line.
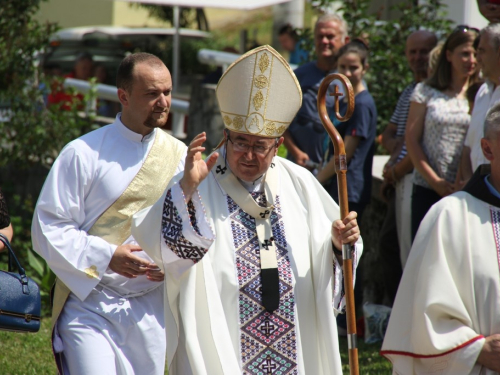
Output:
[224, 131, 283, 182]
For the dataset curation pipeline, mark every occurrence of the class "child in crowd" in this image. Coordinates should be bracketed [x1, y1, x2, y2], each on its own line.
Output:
[317, 39, 377, 221]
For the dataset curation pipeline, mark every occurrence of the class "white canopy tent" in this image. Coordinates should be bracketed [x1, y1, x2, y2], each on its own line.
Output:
[116, 0, 292, 93]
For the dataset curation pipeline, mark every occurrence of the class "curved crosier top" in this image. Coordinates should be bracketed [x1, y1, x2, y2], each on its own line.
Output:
[216, 45, 302, 138]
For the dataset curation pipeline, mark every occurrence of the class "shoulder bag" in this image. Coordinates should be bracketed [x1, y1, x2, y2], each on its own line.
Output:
[0, 233, 41, 332]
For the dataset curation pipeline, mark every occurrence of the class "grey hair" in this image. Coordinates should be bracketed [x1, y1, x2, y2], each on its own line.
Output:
[315, 13, 348, 41]
[481, 23, 500, 51]
[484, 102, 500, 139]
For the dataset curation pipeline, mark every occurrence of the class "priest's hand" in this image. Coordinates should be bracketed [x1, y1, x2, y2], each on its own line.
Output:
[109, 244, 151, 278]
[477, 334, 500, 372]
[180, 132, 219, 201]
[331, 211, 359, 250]
[146, 265, 164, 282]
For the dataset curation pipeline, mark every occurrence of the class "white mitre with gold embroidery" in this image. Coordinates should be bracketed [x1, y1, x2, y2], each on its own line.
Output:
[216, 45, 302, 138]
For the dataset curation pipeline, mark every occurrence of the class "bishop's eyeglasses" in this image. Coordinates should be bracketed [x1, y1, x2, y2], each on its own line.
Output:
[227, 135, 278, 155]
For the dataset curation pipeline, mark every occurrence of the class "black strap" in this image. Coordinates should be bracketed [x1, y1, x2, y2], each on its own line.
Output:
[0, 233, 27, 276]
[261, 268, 280, 312]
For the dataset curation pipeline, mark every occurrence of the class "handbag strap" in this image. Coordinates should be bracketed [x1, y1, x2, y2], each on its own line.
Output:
[0, 233, 30, 294]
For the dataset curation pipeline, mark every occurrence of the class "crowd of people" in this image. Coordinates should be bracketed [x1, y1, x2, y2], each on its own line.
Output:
[3, 0, 500, 374]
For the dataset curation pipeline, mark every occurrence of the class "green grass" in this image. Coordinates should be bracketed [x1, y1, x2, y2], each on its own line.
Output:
[339, 337, 392, 374]
[0, 319, 391, 374]
[0, 319, 56, 374]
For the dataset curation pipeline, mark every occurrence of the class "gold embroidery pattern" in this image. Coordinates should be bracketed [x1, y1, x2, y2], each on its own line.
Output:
[258, 53, 270, 73]
[223, 115, 232, 126]
[254, 75, 268, 89]
[276, 125, 286, 135]
[253, 90, 264, 111]
[249, 116, 260, 132]
[84, 265, 99, 279]
[233, 116, 244, 130]
[265, 122, 276, 136]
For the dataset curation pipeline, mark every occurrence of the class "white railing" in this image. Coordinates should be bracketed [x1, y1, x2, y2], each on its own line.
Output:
[197, 49, 297, 71]
[63, 78, 188, 139]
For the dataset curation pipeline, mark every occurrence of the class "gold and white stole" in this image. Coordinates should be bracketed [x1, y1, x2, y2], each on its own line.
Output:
[213, 152, 280, 312]
[51, 129, 186, 328]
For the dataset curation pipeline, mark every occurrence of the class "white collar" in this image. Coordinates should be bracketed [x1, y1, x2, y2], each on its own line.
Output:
[114, 113, 156, 143]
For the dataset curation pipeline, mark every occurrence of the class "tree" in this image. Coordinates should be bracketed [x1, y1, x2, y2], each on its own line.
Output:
[0, 0, 94, 170]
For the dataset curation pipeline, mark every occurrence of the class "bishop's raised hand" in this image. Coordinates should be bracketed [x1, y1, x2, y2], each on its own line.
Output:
[180, 132, 219, 201]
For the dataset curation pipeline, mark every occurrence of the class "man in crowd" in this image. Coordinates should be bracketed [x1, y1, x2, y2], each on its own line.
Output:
[478, 0, 500, 23]
[133, 45, 362, 374]
[32, 53, 186, 374]
[47, 51, 94, 110]
[382, 102, 500, 374]
[283, 13, 350, 169]
[379, 30, 437, 303]
[277, 23, 309, 65]
[457, 24, 500, 186]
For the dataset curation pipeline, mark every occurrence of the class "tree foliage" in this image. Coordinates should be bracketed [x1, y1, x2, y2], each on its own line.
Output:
[0, 0, 94, 170]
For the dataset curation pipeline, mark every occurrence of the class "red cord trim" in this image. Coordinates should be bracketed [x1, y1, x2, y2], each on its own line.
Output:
[380, 335, 484, 359]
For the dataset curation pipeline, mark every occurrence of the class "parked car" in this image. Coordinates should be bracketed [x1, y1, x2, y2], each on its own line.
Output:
[43, 26, 211, 86]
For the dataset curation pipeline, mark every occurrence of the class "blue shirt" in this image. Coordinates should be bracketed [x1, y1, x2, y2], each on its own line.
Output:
[288, 41, 309, 65]
[287, 62, 336, 164]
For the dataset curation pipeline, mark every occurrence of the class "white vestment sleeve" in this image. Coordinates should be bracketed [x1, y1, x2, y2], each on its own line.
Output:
[32, 147, 115, 301]
[158, 183, 215, 278]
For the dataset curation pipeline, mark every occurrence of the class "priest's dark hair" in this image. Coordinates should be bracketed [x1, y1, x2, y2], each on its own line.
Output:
[484, 102, 500, 140]
[116, 52, 165, 93]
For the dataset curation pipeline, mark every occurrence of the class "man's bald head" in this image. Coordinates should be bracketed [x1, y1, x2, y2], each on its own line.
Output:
[405, 30, 438, 81]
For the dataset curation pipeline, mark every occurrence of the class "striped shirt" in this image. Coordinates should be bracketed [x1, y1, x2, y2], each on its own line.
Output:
[390, 82, 416, 163]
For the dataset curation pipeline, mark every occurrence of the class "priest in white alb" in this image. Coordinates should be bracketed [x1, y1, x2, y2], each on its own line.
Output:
[381, 102, 500, 374]
[133, 45, 363, 375]
[32, 53, 186, 374]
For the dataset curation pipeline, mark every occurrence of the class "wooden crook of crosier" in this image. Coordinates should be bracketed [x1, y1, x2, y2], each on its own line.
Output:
[317, 73, 359, 375]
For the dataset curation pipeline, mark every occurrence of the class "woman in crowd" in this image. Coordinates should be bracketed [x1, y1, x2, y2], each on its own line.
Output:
[405, 26, 479, 241]
[0, 188, 13, 251]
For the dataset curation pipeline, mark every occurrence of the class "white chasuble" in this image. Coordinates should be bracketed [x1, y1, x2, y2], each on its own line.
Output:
[381, 189, 500, 374]
[133, 150, 363, 375]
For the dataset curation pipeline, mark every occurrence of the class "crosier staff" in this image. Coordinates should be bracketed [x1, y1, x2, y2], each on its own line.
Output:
[317, 73, 358, 375]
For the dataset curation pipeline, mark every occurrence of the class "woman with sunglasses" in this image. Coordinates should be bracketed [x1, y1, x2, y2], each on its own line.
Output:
[405, 26, 479, 242]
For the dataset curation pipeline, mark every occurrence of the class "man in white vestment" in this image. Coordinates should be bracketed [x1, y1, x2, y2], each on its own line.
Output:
[381, 102, 500, 374]
[133, 45, 362, 375]
[32, 53, 186, 374]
